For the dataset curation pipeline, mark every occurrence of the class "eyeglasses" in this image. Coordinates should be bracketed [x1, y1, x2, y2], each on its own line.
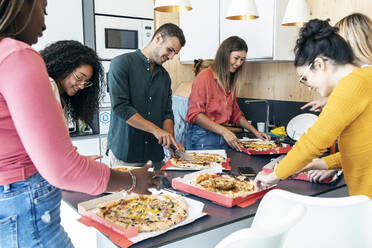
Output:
[73, 72, 93, 88]
[298, 63, 313, 86]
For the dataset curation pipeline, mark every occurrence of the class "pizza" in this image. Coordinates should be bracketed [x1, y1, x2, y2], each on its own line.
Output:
[96, 194, 188, 232]
[240, 140, 281, 151]
[170, 152, 225, 169]
[193, 173, 255, 198]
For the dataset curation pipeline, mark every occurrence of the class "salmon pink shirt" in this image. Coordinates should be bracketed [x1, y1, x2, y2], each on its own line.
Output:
[0, 38, 109, 195]
[185, 68, 243, 126]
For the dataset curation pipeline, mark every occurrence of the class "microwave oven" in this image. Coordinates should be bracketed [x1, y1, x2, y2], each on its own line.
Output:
[95, 15, 154, 60]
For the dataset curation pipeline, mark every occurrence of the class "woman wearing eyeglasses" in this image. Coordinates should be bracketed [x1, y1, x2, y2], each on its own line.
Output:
[255, 18, 372, 198]
[298, 13, 372, 183]
[40, 40, 104, 127]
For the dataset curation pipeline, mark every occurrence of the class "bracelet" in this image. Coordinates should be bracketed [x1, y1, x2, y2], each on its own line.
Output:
[126, 170, 137, 193]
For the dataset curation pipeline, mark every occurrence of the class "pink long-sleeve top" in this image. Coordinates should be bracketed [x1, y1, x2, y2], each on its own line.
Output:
[0, 38, 110, 195]
[185, 68, 243, 126]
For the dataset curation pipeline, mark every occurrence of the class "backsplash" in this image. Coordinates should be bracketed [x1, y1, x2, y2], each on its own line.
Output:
[237, 98, 319, 129]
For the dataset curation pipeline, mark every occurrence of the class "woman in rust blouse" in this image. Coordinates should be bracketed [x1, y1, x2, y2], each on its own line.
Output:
[185, 36, 270, 151]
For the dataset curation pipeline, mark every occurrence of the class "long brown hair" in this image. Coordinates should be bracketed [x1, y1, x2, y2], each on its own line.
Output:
[335, 13, 372, 66]
[211, 36, 247, 93]
[0, 0, 36, 39]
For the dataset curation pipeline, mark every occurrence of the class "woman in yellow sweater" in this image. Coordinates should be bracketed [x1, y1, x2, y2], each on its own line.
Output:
[300, 13, 372, 182]
[255, 18, 372, 198]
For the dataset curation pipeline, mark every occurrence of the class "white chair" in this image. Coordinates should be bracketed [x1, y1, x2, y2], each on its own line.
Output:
[252, 189, 372, 248]
[215, 204, 306, 248]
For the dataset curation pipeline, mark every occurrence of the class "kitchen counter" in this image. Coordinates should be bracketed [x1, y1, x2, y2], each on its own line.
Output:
[62, 151, 347, 248]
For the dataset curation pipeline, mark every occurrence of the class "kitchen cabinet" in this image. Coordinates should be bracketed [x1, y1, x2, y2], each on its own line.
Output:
[94, 0, 154, 19]
[33, 0, 84, 51]
[220, 0, 299, 61]
[179, 0, 299, 63]
[71, 135, 100, 156]
[179, 0, 220, 63]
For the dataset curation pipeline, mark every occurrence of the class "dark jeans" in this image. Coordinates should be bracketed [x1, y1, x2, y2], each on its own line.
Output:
[186, 124, 228, 150]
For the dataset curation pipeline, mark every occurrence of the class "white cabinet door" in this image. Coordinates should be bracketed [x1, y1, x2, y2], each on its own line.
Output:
[94, 0, 154, 19]
[179, 0, 220, 63]
[71, 136, 100, 156]
[33, 0, 84, 51]
[220, 0, 274, 60]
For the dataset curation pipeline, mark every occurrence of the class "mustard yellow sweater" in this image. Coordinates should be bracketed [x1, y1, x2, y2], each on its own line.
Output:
[275, 67, 372, 198]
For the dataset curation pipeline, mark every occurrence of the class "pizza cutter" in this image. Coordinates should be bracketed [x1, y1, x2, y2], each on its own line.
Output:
[169, 144, 195, 162]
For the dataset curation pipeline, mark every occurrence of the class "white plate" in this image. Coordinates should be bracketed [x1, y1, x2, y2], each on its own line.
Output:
[286, 113, 318, 141]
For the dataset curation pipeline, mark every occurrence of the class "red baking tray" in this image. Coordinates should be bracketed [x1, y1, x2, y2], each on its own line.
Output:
[240, 143, 292, 155]
[171, 168, 275, 208]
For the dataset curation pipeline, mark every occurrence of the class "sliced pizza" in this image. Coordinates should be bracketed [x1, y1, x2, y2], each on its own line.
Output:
[169, 152, 225, 169]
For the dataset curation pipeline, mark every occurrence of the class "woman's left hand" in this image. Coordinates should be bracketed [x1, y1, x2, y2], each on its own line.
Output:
[254, 170, 280, 190]
[255, 131, 271, 140]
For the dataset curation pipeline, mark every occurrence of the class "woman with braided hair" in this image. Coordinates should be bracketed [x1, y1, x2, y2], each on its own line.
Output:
[255, 19, 372, 199]
[0, 1, 164, 247]
[40, 40, 105, 127]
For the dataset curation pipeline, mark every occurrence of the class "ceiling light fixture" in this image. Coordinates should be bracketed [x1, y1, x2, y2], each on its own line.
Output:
[154, 0, 192, 13]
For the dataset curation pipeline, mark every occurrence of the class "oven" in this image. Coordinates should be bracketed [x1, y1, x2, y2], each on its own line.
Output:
[95, 15, 154, 60]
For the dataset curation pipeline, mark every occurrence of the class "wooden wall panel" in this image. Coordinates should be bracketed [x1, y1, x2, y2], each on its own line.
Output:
[154, 0, 372, 102]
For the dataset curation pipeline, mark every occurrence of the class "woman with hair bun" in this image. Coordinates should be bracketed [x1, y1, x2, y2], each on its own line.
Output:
[255, 19, 372, 198]
[300, 13, 372, 183]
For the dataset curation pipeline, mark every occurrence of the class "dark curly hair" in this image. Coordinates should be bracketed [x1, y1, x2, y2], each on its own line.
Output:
[39, 40, 105, 126]
[294, 19, 354, 67]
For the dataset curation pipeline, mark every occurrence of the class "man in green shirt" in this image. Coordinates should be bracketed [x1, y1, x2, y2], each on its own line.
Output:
[107, 23, 186, 166]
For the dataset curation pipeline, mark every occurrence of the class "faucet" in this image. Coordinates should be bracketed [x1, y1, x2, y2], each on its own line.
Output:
[244, 99, 271, 133]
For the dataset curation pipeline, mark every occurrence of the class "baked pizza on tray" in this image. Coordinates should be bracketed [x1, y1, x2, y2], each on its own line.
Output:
[240, 139, 281, 151]
[96, 194, 188, 232]
[193, 173, 256, 198]
[169, 152, 225, 169]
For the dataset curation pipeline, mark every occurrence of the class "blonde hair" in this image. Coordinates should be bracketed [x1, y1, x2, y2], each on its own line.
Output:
[0, 0, 36, 39]
[335, 13, 372, 66]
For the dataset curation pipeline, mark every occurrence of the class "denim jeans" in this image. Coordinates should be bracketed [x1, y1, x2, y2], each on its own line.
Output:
[0, 173, 74, 248]
[186, 124, 228, 150]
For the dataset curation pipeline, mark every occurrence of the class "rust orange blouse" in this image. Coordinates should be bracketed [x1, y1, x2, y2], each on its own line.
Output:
[185, 68, 243, 126]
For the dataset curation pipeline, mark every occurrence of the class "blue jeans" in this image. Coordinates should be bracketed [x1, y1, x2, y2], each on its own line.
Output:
[0, 173, 74, 248]
[186, 124, 228, 150]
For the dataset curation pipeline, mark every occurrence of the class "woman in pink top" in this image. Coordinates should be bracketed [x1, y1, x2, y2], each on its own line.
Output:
[185, 36, 270, 151]
[0, 1, 164, 247]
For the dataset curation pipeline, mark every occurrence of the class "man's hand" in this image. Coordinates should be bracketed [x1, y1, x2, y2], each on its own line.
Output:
[168, 142, 185, 157]
[153, 128, 178, 149]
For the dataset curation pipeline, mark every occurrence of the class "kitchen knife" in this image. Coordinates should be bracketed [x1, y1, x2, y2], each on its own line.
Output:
[170, 144, 195, 162]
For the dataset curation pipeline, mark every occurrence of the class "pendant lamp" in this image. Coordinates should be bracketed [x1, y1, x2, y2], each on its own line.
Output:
[282, 0, 310, 26]
[226, 0, 259, 20]
[154, 0, 192, 13]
